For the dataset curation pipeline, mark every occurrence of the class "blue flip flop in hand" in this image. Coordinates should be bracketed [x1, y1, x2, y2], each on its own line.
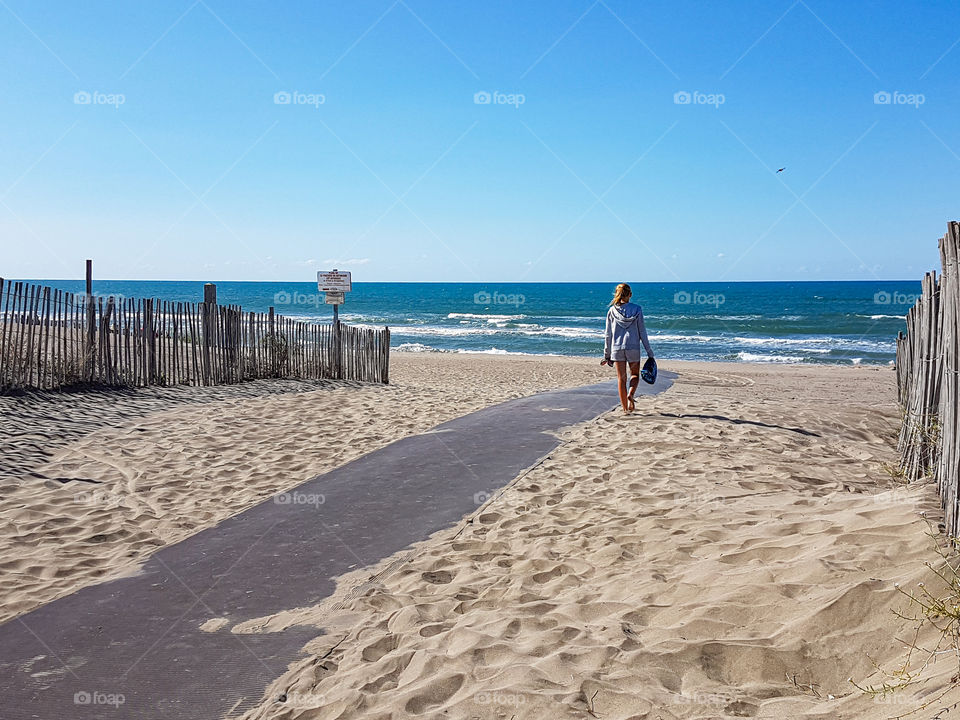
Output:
[640, 357, 657, 384]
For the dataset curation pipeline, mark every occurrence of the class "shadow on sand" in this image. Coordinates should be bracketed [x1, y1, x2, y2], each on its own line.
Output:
[655, 412, 821, 437]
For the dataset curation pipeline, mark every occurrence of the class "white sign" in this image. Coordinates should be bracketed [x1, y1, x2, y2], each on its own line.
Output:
[317, 270, 352, 293]
[324, 292, 344, 305]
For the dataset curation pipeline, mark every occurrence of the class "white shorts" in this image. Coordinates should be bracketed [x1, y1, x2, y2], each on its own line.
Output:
[610, 349, 642, 362]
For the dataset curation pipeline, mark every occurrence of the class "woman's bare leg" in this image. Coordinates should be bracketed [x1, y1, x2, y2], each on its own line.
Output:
[627, 360, 641, 412]
[615, 361, 629, 412]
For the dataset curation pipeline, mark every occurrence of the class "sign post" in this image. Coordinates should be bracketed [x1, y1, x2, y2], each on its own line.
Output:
[317, 270, 352, 379]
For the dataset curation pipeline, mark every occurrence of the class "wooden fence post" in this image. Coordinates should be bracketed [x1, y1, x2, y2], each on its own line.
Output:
[202, 283, 216, 385]
[382, 326, 390, 384]
[144, 298, 155, 384]
[268, 306, 276, 376]
[84, 260, 96, 381]
[333, 317, 342, 380]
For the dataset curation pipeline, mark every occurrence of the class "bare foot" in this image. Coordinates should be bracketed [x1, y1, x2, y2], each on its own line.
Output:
[627, 395, 635, 413]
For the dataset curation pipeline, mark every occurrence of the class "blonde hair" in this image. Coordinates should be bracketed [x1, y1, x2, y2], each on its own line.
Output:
[610, 283, 632, 306]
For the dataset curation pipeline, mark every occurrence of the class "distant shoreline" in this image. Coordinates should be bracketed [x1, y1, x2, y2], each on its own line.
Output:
[392, 346, 897, 366]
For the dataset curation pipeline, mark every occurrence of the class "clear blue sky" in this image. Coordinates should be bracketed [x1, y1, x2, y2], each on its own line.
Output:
[1, 0, 957, 282]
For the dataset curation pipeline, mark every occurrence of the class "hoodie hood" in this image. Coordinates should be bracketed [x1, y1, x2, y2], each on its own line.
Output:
[609, 302, 641, 328]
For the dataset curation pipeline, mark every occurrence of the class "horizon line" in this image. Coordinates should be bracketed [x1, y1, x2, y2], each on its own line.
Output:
[10, 277, 926, 285]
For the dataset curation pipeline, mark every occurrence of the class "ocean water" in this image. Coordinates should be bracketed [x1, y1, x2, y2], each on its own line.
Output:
[26, 280, 918, 366]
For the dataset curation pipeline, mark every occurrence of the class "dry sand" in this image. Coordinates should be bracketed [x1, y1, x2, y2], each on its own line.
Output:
[0, 353, 608, 623]
[227, 360, 957, 719]
[2, 355, 955, 718]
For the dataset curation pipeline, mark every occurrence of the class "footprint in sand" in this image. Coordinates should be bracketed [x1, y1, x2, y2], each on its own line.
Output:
[403, 674, 464, 714]
[361, 634, 397, 662]
[418, 624, 447, 638]
[420, 570, 453, 584]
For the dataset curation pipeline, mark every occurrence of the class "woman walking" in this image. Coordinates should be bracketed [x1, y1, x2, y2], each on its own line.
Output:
[602, 283, 655, 414]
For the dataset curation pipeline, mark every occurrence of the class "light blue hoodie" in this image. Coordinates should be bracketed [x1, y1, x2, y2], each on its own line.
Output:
[604, 302, 654, 359]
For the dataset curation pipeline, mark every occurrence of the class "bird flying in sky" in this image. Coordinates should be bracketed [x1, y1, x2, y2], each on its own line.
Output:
[776, 167, 786, 173]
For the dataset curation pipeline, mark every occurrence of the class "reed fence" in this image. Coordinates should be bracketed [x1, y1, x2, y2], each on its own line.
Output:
[897, 221, 959, 533]
[0, 278, 390, 393]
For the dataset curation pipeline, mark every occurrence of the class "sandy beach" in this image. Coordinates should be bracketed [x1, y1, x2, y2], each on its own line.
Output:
[2, 353, 952, 717]
[0, 353, 609, 623]
[223, 358, 956, 720]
